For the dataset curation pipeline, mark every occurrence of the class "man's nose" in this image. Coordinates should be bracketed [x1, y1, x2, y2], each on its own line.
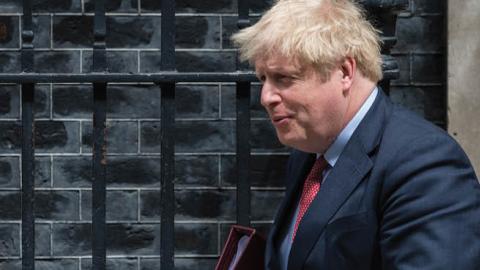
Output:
[260, 81, 281, 108]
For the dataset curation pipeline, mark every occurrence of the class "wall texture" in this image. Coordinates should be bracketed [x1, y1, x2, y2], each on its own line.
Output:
[0, 0, 446, 269]
[448, 0, 480, 173]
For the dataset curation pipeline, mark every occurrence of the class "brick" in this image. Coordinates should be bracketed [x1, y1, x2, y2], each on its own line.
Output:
[53, 156, 160, 187]
[394, 16, 444, 53]
[84, 0, 138, 13]
[221, 154, 289, 187]
[392, 85, 445, 123]
[107, 224, 160, 255]
[0, 227, 53, 261]
[0, 157, 19, 188]
[175, 155, 219, 186]
[52, 84, 91, 118]
[0, 85, 19, 118]
[140, 51, 236, 73]
[423, 86, 446, 123]
[0, 259, 79, 270]
[34, 85, 51, 119]
[0, 84, 49, 119]
[140, 189, 235, 221]
[82, 51, 138, 73]
[0, 1, 21, 13]
[390, 86, 425, 117]
[81, 190, 138, 221]
[220, 84, 267, 118]
[107, 16, 162, 48]
[142, 0, 236, 13]
[53, 16, 93, 48]
[414, 0, 445, 14]
[35, 51, 81, 73]
[35, 156, 52, 187]
[52, 223, 91, 256]
[251, 120, 287, 152]
[54, 155, 215, 188]
[221, 16, 238, 49]
[141, 258, 217, 270]
[53, 223, 161, 256]
[82, 121, 138, 154]
[0, 16, 20, 48]
[0, 52, 21, 73]
[391, 54, 410, 85]
[0, 224, 19, 256]
[35, 190, 80, 220]
[53, 84, 161, 119]
[411, 54, 444, 84]
[81, 258, 138, 270]
[32, 0, 82, 12]
[177, 51, 236, 72]
[36, 259, 79, 270]
[138, 190, 160, 220]
[35, 224, 52, 256]
[176, 16, 220, 49]
[175, 223, 217, 255]
[33, 16, 51, 49]
[0, 192, 20, 220]
[54, 16, 162, 49]
[48, 224, 217, 258]
[251, 190, 284, 220]
[0, 157, 48, 188]
[54, 83, 219, 119]
[141, 120, 236, 153]
[0, 121, 22, 153]
[221, 16, 260, 49]
[36, 121, 80, 153]
[107, 85, 160, 118]
[0, 260, 19, 270]
[0, 191, 77, 220]
[250, 0, 274, 13]
[176, 84, 219, 119]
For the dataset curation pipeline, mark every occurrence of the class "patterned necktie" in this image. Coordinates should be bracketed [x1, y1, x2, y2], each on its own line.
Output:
[292, 156, 328, 241]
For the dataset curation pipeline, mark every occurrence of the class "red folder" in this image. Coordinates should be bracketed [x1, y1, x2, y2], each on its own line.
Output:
[215, 225, 266, 270]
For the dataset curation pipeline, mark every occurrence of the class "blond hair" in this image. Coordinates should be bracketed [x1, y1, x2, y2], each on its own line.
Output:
[231, 0, 383, 82]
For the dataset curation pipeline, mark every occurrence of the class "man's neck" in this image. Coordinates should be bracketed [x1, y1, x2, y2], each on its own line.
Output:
[342, 76, 376, 131]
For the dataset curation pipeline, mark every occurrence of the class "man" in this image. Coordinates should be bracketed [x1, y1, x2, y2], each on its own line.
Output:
[232, 0, 480, 269]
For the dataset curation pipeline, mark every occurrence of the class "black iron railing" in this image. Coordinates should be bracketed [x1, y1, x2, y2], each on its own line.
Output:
[0, 0, 407, 269]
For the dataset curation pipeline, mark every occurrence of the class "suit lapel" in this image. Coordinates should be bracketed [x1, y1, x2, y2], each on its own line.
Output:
[288, 137, 373, 270]
[287, 89, 390, 270]
[266, 152, 316, 270]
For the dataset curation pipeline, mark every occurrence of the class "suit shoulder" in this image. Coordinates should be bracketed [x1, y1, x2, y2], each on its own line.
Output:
[384, 104, 455, 145]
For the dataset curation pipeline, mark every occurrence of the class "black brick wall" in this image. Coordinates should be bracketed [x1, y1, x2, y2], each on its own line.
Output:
[0, 0, 445, 269]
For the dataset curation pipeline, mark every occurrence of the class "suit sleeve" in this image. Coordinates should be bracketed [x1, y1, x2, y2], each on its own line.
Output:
[379, 134, 480, 270]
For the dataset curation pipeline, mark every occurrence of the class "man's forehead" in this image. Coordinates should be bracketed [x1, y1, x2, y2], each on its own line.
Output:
[254, 54, 305, 74]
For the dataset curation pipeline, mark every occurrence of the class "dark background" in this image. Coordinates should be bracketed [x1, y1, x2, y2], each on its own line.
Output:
[0, 0, 445, 269]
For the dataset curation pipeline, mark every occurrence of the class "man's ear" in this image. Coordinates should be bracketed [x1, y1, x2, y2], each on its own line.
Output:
[340, 56, 356, 90]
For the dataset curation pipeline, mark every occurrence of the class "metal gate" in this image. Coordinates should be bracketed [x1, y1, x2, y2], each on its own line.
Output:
[0, 0, 407, 269]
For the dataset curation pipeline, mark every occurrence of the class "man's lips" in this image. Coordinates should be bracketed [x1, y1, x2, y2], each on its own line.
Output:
[271, 115, 292, 125]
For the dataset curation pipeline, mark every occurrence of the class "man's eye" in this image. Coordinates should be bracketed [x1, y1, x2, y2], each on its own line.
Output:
[276, 75, 292, 83]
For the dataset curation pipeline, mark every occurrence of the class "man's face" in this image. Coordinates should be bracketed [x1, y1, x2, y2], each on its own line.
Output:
[255, 54, 350, 153]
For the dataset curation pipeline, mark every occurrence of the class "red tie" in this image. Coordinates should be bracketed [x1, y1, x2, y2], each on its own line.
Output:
[292, 157, 328, 241]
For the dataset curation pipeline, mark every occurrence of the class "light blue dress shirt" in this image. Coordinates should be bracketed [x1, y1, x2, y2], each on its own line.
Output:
[278, 87, 378, 270]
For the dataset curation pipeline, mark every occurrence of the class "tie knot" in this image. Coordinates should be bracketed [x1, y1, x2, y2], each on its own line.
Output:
[310, 156, 328, 178]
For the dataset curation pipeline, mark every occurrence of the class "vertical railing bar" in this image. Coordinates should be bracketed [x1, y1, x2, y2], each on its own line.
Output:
[21, 0, 35, 269]
[236, 0, 252, 227]
[92, 0, 107, 269]
[159, 83, 175, 270]
[160, 0, 176, 269]
[236, 83, 251, 227]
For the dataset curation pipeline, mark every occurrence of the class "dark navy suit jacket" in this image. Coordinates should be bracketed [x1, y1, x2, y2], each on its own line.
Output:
[265, 89, 480, 270]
